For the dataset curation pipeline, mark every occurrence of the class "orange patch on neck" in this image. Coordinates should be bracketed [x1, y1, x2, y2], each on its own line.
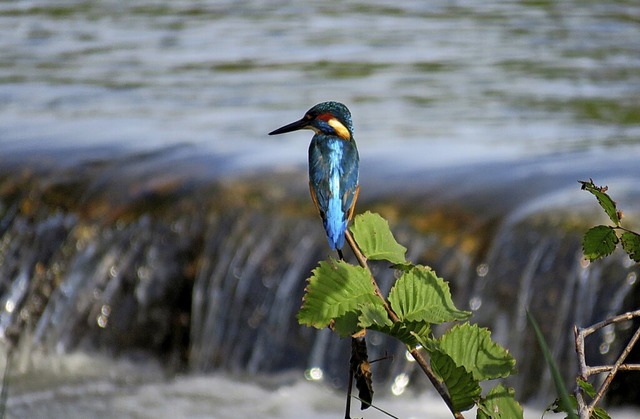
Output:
[328, 118, 351, 140]
[317, 113, 350, 140]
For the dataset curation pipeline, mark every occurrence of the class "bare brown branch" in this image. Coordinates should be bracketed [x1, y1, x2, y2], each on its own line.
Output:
[574, 310, 640, 418]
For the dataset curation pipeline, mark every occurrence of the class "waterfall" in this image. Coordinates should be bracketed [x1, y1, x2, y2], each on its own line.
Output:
[0, 152, 639, 407]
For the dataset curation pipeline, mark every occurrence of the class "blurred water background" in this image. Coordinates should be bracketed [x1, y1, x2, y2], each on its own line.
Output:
[1, 1, 640, 418]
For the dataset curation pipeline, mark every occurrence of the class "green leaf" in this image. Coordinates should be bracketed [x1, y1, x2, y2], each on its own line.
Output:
[477, 384, 523, 419]
[579, 180, 620, 226]
[528, 311, 578, 419]
[332, 311, 360, 338]
[388, 265, 470, 324]
[360, 303, 432, 348]
[390, 262, 414, 272]
[577, 378, 596, 399]
[620, 231, 640, 263]
[549, 395, 577, 414]
[592, 406, 612, 419]
[374, 321, 432, 348]
[350, 211, 407, 264]
[435, 323, 515, 381]
[297, 259, 381, 331]
[358, 302, 393, 329]
[430, 349, 481, 412]
[558, 382, 611, 419]
[582, 225, 619, 261]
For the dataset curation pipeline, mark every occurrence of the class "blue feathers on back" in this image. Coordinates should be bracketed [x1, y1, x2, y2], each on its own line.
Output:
[309, 135, 359, 250]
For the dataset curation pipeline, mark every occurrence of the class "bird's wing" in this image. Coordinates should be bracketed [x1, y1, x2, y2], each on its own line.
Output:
[308, 140, 330, 218]
[309, 181, 322, 216]
[340, 141, 360, 222]
[346, 185, 360, 222]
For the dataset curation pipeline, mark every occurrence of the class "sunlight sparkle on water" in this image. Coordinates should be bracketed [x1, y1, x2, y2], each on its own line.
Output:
[391, 373, 410, 396]
[405, 347, 419, 362]
[97, 304, 111, 328]
[603, 324, 616, 344]
[304, 367, 323, 381]
[627, 272, 637, 285]
[469, 296, 482, 311]
[476, 263, 489, 277]
[4, 299, 15, 313]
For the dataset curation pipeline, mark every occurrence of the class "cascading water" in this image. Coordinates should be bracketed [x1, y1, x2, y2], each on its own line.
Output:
[0, 150, 639, 417]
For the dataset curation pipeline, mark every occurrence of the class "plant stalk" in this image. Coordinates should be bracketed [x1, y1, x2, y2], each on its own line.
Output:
[345, 230, 464, 419]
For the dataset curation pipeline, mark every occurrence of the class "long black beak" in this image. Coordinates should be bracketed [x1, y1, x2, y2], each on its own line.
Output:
[268, 117, 309, 135]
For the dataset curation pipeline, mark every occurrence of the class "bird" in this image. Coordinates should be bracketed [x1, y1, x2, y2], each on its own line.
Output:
[269, 101, 360, 259]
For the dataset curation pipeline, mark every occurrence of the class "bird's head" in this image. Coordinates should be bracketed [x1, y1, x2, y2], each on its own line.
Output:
[269, 101, 353, 140]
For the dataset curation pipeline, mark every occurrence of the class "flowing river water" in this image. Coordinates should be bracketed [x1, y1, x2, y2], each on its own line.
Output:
[1, 1, 640, 418]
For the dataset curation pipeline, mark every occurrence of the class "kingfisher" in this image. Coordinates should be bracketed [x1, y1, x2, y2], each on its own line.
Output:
[269, 101, 360, 258]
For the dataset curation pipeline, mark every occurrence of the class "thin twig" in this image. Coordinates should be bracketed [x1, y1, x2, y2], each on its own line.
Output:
[574, 310, 640, 418]
[586, 364, 640, 374]
[589, 324, 640, 411]
[345, 353, 354, 419]
[579, 309, 640, 337]
[345, 230, 367, 269]
[339, 247, 356, 419]
[344, 230, 464, 419]
[350, 395, 400, 419]
[574, 326, 589, 419]
[575, 325, 587, 380]
[345, 231, 399, 322]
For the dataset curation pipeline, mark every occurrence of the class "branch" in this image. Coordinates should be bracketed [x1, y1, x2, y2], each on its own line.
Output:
[344, 230, 464, 419]
[589, 324, 640, 411]
[579, 309, 640, 336]
[586, 364, 640, 374]
[574, 309, 640, 418]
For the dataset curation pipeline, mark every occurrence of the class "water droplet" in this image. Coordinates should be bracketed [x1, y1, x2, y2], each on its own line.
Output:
[391, 373, 409, 396]
[97, 314, 108, 328]
[580, 258, 590, 269]
[304, 367, 323, 381]
[171, 220, 185, 234]
[19, 308, 30, 321]
[599, 342, 610, 354]
[603, 324, 615, 344]
[405, 348, 418, 362]
[97, 304, 111, 328]
[626, 272, 637, 285]
[5, 299, 15, 313]
[109, 266, 118, 278]
[369, 332, 383, 346]
[476, 263, 489, 277]
[469, 296, 482, 311]
[137, 266, 150, 280]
